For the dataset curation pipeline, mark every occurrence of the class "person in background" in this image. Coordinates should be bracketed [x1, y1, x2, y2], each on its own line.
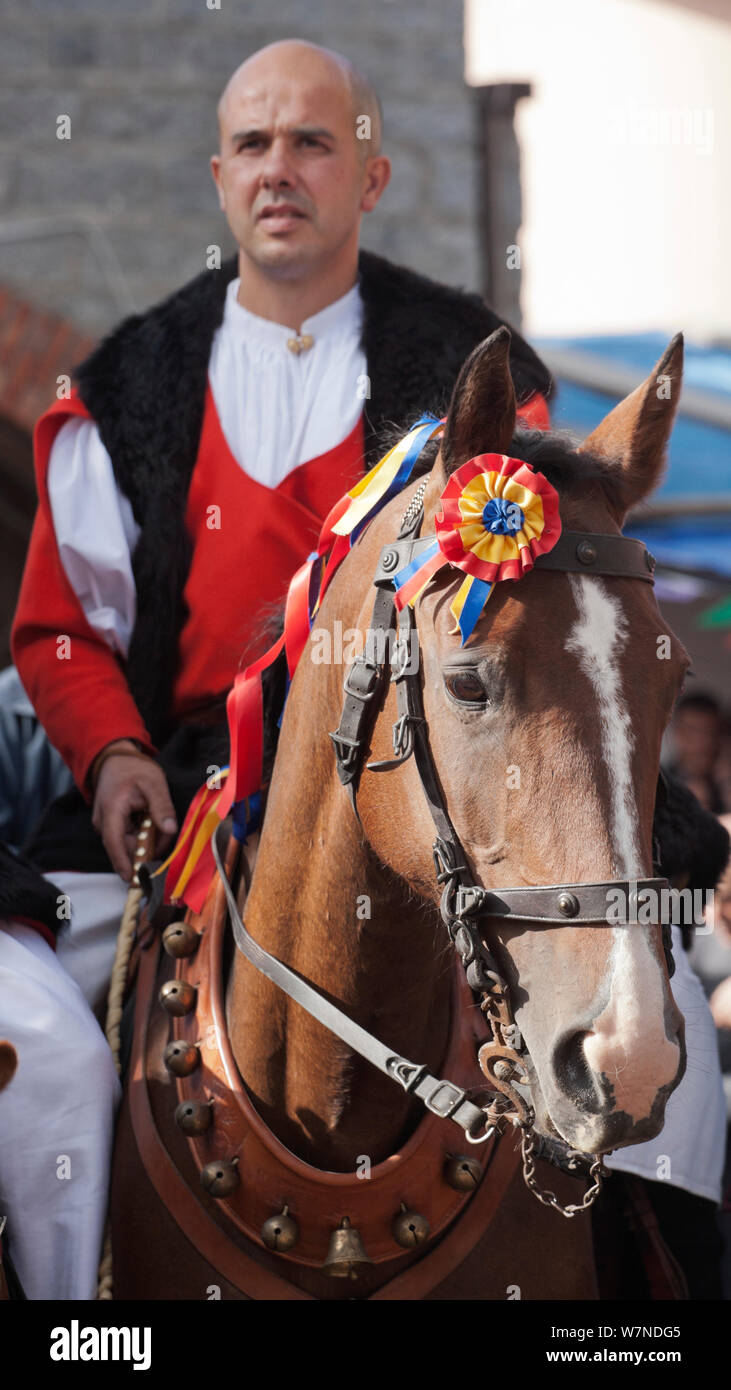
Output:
[666, 692, 725, 813]
[0, 667, 73, 850]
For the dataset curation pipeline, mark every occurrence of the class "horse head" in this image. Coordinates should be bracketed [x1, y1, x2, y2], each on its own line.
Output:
[357, 327, 688, 1157]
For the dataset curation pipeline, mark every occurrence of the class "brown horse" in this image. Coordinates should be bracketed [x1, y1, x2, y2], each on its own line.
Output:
[111, 328, 689, 1300]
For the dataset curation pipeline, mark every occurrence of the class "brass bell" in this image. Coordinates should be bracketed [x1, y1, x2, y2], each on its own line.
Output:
[261, 1205, 299, 1252]
[175, 1098, 212, 1135]
[392, 1203, 430, 1249]
[159, 979, 197, 1016]
[163, 1039, 199, 1077]
[162, 921, 200, 958]
[322, 1217, 373, 1279]
[200, 1158, 239, 1197]
[444, 1154, 482, 1191]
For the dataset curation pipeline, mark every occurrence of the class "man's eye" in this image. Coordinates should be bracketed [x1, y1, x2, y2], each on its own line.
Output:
[444, 670, 488, 705]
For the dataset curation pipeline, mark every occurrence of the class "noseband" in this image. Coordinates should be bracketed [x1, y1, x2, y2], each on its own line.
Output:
[219, 480, 673, 1217]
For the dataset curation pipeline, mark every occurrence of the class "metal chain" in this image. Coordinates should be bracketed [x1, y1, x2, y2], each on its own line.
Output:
[398, 477, 429, 535]
[521, 1129, 606, 1218]
[435, 838, 609, 1211]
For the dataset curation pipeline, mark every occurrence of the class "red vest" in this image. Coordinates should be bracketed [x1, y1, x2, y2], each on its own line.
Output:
[12, 387, 365, 791]
[175, 385, 364, 712]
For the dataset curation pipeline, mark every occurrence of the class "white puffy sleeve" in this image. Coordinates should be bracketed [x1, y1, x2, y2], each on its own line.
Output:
[46, 416, 141, 660]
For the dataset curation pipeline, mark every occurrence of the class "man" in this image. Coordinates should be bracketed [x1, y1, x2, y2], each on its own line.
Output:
[1, 40, 552, 1298]
[667, 692, 725, 813]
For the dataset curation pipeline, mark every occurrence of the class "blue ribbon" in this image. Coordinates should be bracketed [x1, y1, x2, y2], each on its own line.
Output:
[393, 536, 440, 594]
[350, 413, 443, 544]
[482, 497, 524, 534]
[232, 790, 263, 844]
[457, 576, 493, 646]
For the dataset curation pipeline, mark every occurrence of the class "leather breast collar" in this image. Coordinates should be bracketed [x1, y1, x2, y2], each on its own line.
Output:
[129, 835, 530, 1296]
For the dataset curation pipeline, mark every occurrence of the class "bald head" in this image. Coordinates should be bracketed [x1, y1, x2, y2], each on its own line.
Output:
[210, 37, 391, 294]
[217, 39, 382, 161]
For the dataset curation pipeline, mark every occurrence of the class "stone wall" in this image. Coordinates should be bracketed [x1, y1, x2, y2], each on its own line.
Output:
[0, 0, 479, 337]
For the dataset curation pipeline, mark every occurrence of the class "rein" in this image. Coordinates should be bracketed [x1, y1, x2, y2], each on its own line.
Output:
[216, 478, 673, 1217]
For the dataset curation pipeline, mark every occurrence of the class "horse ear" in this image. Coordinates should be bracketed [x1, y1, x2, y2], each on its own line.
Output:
[441, 326, 517, 473]
[578, 334, 684, 520]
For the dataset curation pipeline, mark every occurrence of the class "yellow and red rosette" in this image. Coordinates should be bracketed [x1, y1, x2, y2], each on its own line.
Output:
[393, 453, 561, 644]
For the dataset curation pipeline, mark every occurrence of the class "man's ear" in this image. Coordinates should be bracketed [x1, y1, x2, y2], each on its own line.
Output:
[578, 334, 684, 523]
[362, 155, 391, 213]
[210, 154, 226, 212]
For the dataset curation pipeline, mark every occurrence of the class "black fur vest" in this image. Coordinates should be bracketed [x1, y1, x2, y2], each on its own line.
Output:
[73, 250, 553, 745]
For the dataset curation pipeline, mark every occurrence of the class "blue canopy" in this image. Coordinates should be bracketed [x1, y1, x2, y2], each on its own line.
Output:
[538, 333, 731, 577]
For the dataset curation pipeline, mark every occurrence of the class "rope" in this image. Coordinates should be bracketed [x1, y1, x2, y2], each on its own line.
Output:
[96, 817, 153, 1301]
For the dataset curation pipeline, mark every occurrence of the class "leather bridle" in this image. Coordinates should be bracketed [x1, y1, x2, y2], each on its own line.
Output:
[217, 481, 674, 1216]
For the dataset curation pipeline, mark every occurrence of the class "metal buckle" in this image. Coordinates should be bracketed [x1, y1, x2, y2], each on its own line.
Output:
[390, 635, 413, 681]
[432, 837, 465, 885]
[392, 712, 424, 758]
[423, 1080, 467, 1119]
[328, 731, 361, 771]
[342, 655, 381, 702]
[453, 885, 490, 919]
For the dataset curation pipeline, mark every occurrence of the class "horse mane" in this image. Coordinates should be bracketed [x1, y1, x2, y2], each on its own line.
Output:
[376, 418, 613, 497]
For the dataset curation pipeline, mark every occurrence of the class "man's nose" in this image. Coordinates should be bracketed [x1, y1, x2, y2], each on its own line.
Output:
[260, 137, 296, 187]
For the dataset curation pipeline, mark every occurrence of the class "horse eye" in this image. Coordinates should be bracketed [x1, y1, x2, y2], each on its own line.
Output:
[444, 670, 488, 705]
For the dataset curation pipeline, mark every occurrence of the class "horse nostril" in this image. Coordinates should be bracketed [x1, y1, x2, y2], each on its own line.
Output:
[553, 1031, 603, 1114]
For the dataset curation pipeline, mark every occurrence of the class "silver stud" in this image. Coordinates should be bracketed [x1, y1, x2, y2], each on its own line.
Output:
[576, 540, 597, 566]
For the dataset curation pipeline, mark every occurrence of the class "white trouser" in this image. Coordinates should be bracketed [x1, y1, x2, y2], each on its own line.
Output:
[605, 925, 726, 1203]
[0, 872, 127, 1299]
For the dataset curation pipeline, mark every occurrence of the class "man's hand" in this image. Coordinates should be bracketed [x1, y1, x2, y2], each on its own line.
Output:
[91, 742, 178, 881]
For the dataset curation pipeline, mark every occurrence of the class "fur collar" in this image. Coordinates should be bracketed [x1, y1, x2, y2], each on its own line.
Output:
[72, 250, 553, 742]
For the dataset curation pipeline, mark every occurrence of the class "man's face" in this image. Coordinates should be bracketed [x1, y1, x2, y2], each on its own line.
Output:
[673, 708, 720, 776]
[211, 65, 386, 280]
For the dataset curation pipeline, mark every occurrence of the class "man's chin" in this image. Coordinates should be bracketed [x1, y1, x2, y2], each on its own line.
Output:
[242, 234, 316, 276]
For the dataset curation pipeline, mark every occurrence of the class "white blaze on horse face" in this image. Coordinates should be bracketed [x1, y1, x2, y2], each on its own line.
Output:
[564, 576, 679, 1119]
[565, 574, 640, 878]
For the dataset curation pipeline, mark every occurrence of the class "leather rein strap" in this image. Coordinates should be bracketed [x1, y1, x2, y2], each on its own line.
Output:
[212, 822, 495, 1145]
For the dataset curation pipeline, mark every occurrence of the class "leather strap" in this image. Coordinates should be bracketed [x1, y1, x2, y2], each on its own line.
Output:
[328, 583, 393, 804]
[373, 529, 656, 589]
[534, 531, 656, 582]
[442, 876, 673, 925]
[213, 823, 495, 1144]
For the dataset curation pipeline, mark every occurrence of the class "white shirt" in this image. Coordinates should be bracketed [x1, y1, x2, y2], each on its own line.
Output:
[605, 925, 726, 1203]
[46, 275, 367, 658]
